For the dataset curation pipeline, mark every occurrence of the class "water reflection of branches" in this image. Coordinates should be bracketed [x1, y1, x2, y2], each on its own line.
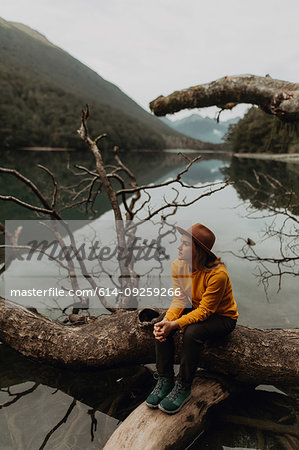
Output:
[224, 158, 299, 215]
[0, 382, 39, 409]
[38, 398, 76, 450]
[228, 170, 298, 294]
[88, 408, 98, 442]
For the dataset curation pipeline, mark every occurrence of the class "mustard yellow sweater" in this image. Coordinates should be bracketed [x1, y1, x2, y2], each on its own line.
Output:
[165, 259, 238, 329]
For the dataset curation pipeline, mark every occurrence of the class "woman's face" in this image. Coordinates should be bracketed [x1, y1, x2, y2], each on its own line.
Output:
[177, 234, 192, 262]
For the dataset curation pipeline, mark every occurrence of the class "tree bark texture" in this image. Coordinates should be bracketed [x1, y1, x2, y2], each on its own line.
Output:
[149, 75, 299, 122]
[0, 299, 298, 386]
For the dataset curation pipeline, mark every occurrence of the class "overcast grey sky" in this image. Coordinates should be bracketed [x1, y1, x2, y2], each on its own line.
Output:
[1, 0, 299, 120]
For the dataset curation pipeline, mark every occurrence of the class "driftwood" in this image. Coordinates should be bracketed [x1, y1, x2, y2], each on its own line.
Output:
[0, 298, 298, 386]
[149, 74, 299, 122]
[103, 374, 299, 450]
[103, 373, 243, 450]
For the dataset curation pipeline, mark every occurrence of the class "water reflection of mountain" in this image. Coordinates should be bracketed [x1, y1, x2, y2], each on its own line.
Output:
[224, 157, 299, 215]
[0, 149, 229, 224]
[1, 149, 177, 222]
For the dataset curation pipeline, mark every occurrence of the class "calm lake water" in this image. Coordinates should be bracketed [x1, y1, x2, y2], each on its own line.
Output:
[0, 148, 298, 449]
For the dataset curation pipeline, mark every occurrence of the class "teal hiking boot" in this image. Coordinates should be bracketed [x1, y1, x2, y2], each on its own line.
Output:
[145, 375, 174, 408]
[158, 381, 191, 414]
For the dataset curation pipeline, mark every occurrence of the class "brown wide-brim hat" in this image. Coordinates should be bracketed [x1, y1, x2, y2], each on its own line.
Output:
[176, 223, 217, 260]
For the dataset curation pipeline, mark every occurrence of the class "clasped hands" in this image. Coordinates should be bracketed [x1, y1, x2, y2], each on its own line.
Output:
[153, 317, 179, 342]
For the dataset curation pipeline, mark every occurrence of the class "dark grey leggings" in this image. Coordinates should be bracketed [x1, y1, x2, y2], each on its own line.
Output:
[155, 310, 237, 387]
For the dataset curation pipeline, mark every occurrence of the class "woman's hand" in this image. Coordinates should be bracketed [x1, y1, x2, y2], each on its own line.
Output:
[153, 318, 179, 342]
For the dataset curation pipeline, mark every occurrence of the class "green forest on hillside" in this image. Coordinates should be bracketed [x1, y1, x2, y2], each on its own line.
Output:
[0, 67, 165, 150]
[0, 18, 181, 151]
[225, 106, 299, 153]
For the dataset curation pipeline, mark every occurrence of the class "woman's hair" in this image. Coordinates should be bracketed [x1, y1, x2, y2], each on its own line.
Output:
[191, 239, 224, 271]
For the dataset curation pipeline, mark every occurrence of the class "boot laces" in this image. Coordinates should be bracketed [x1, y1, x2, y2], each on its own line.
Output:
[152, 377, 168, 395]
[168, 382, 183, 401]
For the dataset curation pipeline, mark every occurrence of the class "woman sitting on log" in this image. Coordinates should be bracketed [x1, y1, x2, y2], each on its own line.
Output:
[146, 222, 239, 414]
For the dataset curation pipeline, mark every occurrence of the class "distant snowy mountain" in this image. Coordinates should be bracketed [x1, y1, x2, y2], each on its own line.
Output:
[160, 114, 240, 144]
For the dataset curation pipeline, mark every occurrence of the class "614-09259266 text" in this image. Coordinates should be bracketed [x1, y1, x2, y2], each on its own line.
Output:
[9, 287, 182, 298]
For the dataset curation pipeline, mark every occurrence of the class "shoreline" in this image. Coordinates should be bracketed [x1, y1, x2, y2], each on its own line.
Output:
[7, 147, 299, 163]
[233, 153, 299, 163]
[18, 147, 77, 151]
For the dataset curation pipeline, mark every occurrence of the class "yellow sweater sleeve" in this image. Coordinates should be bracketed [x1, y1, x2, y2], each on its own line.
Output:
[176, 271, 228, 329]
[165, 264, 190, 321]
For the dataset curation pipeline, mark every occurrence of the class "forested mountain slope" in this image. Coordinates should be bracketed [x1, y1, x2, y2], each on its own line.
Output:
[0, 18, 204, 150]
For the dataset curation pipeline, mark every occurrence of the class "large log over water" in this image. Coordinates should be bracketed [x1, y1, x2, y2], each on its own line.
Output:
[0, 298, 298, 386]
[103, 374, 299, 450]
[150, 74, 299, 122]
[103, 374, 240, 450]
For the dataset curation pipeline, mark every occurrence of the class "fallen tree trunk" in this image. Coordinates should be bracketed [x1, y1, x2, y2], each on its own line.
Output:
[0, 298, 298, 386]
[149, 74, 299, 122]
[103, 373, 242, 450]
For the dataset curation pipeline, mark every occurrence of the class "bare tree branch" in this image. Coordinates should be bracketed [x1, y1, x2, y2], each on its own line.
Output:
[37, 164, 58, 209]
[150, 74, 299, 122]
[0, 195, 52, 215]
[135, 181, 230, 225]
[0, 167, 54, 212]
[114, 155, 202, 195]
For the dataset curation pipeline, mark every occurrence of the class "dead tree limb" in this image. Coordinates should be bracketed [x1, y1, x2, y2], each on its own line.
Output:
[0, 299, 298, 386]
[103, 374, 240, 450]
[149, 74, 299, 122]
